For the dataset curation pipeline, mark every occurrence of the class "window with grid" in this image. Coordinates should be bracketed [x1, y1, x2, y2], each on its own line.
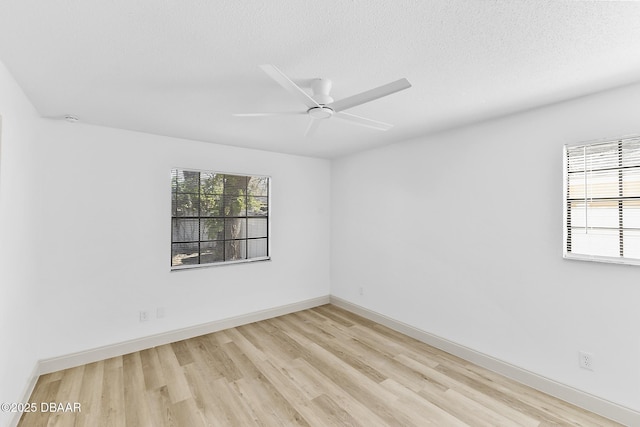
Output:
[564, 137, 640, 264]
[171, 169, 270, 268]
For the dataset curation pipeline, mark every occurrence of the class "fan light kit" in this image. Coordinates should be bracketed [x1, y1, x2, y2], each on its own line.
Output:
[308, 107, 333, 119]
[235, 65, 412, 136]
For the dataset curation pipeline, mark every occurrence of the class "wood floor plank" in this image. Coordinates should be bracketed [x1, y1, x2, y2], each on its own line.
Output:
[184, 335, 226, 382]
[139, 347, 166, 392]
[155, 344, 192, 404]
[19, 304, 624, 426]
[145, 385, 175, 427]
[234, 374, 310, 426]
[169, 340, 194, 367]
[379, 378, 467, 427]
[181, 362, 235, 427]
[394, 353, 540, 427]
[201, 334, 243, 382]
[270, 315, 389, 384]
[252, 358, 321, 426]
[75, 360, 105, 427]
[122, 352, 154, 427]
[169, 398, 206, 427]
[224, 326, 269, 364]
[290, 358, 391, 426]
[311, 394, 363, 427]
[100, 356, 126, 427]
[276, 327, 419, 426]
[17, 376, 61, 427]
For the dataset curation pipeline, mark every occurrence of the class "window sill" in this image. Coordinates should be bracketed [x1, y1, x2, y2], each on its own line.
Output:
[563, 253, 640, 266]
[170, 256, 271, 272]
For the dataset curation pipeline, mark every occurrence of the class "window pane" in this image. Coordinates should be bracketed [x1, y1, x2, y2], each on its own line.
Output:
[223, 195, 247, 216]
[225, 218, 246, 239]
[200, 241, 224, 264]
[623, 230, 640, 259]
[569, 201, 618, 228]
[247, 218, 267, 238]
[585, 169, 619, 199]
[174, 170, 200, 193]
[171, 169, 178, 192]
[224, 175, 248, 194]
[201, 172, 224, 194]
[570, 228, 619, 258]
[567, 173, 585, 200]
[201, 194, 223, 217]
[622, 200, 640, 229]
[568, 201, 585, 227]
[200, 218, 224, 241]
[172, 218, 199, 242]
[248, 176, 269, 196]
[622, 169, 640, 197]
[248, 238, 268, 258]
[172, 242, 199, 266]
[621, 140, 640, 167]
[225, 240, 246, 261]
[584, 143, 619, 171]
[587, 201, 618, 229]
[175, 193, 199, 217]
[248, 196, 268, 215]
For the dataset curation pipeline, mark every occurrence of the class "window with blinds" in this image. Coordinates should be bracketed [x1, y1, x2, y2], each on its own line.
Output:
[171, 169, 270, 268]
[564, 137, 640, 264]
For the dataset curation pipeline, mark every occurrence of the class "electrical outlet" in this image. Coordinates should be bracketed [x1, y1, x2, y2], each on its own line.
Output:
[579, 351, 594, 371]
[139, 310, 149, 322]
[359, 286, 364, 295]
[156, 307, 165, 319]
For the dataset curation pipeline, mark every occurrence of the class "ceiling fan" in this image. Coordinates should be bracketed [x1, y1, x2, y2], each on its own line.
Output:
[234, 64, 412, 136]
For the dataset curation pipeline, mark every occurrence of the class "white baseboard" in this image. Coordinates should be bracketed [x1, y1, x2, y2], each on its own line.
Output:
[330, 296, 639, 427]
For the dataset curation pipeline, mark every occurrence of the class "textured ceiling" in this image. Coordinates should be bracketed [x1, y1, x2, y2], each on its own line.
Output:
[1, 1, 640, 158]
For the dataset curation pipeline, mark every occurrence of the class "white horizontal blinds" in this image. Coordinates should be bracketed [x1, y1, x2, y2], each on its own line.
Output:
[171, 169, 269, 267]
[566, 137, 640, 260]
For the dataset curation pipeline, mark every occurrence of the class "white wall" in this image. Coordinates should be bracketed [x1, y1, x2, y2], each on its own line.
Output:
[0, 58, 330, 427]
[331, 83, 640, 412]
[30, 120, 331, 359]
[0, 61, 42, 427]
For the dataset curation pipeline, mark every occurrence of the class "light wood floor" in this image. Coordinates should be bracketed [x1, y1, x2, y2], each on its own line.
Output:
[18, 304, 622, 426]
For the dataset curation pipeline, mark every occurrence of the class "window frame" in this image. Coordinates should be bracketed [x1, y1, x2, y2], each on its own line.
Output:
[170, 168, 271, 270]
[563, 135, 640, 266]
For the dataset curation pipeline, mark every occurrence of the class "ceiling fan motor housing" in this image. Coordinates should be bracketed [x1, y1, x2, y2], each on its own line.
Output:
[308, 78, 334, 118]
[311, 78, 333, 104]
[308, 106, 334, 119]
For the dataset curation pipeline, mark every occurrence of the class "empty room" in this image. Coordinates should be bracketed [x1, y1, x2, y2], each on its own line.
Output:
[2, 1, 640, 426]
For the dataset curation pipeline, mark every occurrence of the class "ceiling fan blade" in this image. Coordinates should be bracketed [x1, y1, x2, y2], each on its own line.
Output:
[233, 112, 304, 117]
[333, 112, 393, 131]
[304, 117, 321, 137]
[327, 78, 411, 112]
[259, 64, 320, 109]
